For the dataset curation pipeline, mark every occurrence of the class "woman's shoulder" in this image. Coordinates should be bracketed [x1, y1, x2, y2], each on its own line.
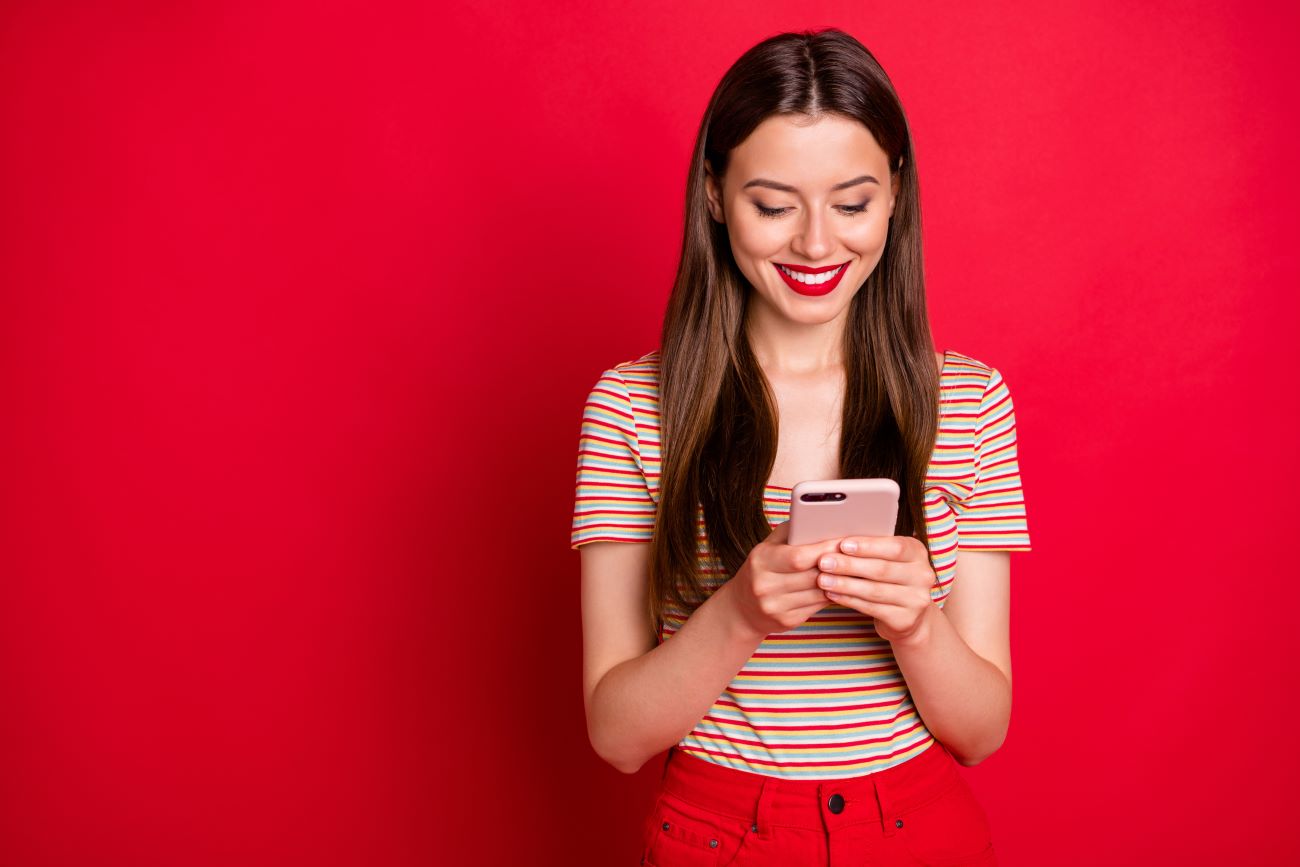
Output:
[589, 349, 661, 410]
[939, 348, 1001, 383]
[609, 347, 660, 377]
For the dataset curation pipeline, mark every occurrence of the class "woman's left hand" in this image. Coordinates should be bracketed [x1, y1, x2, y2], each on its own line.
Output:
[815, 535, 938, 645]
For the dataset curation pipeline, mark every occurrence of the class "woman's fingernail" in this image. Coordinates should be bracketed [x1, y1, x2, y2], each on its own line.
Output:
[820, 556, 836, 570]
[818, 575, 835, 588]
[841, 540, 858, 553]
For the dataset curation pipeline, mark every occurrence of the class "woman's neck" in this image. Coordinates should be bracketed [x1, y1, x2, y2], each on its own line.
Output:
[743, 300, 848, 377]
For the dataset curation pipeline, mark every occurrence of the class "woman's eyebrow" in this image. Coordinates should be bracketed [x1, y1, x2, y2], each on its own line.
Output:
[741, 175, 879, 192]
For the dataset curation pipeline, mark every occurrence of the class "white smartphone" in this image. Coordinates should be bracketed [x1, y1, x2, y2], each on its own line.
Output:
[787, 478, 901, 546]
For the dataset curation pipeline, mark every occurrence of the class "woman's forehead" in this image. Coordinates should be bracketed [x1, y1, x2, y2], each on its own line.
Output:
[728, 114, 890, 183]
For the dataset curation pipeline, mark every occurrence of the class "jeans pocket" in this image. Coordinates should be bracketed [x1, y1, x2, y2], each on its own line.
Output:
[642, 790, 755, 867]
[895, 776, 995, 866]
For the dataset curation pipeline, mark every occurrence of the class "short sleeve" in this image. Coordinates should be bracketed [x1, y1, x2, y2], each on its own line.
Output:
[952, 367, 1032, 551]
[570, 368, 657, 548]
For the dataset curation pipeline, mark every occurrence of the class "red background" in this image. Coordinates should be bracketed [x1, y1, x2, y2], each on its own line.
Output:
[2, 1, 1297, 864]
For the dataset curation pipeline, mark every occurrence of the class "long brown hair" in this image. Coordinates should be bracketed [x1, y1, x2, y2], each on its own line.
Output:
[648, 28, 940, 638]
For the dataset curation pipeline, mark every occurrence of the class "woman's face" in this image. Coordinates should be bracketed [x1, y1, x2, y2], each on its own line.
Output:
[705, 113, 899, 326]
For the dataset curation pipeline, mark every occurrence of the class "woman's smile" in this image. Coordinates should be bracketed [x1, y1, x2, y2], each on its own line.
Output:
[773, 261, 850, 296]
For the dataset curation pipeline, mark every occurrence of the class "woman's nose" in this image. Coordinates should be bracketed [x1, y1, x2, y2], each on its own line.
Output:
[791, 208, 832, 261]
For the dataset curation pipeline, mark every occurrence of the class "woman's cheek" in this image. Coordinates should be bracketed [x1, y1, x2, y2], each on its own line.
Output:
[731, 217, 785, 256]
[852, 220, 888, 252]
[728, 226, 786, 277]
[849, 224, 889, 269]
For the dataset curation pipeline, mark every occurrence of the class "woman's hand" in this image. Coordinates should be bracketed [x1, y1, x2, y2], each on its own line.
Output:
[720, 520, 843, 642]
[814, 535, 939, 645]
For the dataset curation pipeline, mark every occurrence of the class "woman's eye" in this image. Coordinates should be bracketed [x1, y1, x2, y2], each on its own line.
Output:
[753, 203, 869, 219]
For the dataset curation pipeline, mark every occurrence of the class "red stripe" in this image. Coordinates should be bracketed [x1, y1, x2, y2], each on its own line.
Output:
[572, 523, 651, 533]
[713, 695, 909, 713]
[689, 718, 924, 751]
[748, 651, 890, 661]
[726, 679, 905, 696]
[575, 536, 651, 545]
[701, 707, 914, 733]
[757, 633, 878, 643]
[737, 665, 899, 677]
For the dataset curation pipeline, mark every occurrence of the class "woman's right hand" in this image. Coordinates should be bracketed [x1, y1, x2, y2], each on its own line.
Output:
[720, 520, 844, 642]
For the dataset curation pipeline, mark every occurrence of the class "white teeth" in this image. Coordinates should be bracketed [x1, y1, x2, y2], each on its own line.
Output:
[778, 264, 843, 285]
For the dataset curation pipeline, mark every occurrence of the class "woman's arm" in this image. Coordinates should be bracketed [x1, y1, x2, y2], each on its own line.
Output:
[581, 521, 837, 773]
[885, 549, 1013, 766]
[580, 541, 766, 774]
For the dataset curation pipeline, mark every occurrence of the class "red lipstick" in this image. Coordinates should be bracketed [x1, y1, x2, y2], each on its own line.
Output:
[773, 261, 850, 297]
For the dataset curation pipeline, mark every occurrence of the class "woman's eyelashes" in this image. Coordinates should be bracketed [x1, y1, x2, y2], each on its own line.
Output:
[753, 202, 870, 219]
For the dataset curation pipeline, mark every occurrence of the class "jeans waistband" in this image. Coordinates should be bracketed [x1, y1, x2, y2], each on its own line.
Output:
[659, 740, 959, 835]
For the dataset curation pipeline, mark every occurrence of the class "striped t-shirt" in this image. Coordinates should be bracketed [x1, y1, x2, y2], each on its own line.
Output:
[570, 348, 1031, 780]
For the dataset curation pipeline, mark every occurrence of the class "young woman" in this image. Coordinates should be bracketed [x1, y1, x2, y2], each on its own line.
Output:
[571, 28, 1031, 866]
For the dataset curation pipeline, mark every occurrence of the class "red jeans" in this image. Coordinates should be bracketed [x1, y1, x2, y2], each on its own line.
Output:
[640, 741, 997, 866]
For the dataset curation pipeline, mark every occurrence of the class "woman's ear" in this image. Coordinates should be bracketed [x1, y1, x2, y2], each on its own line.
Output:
[704, 162, 725, 224]
[889, 161, 902, 218]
